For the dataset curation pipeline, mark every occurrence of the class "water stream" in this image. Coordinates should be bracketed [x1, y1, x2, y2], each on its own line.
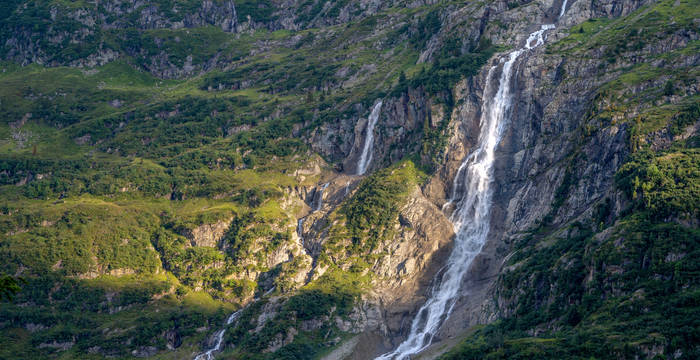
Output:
[357, 100, 384, 175]
[313, 183, 330, 211]
[193, 310, 242, 360]
[376, 6, 567, 360]
[195, 4, 568, 360]
[560, 0, 569, 18]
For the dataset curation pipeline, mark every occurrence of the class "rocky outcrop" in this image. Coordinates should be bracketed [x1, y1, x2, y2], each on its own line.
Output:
[340, 89, 432, 175]
[372, 185, 454, 299]
[293, 179, 455, 354]
[312, 88, 432, 175]
[181, 219, 232, 247]
[2, 0, 237, 69]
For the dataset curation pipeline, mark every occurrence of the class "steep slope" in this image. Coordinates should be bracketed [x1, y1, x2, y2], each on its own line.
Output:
[0, 0, 697, 359]
[436, 0, 700, 358]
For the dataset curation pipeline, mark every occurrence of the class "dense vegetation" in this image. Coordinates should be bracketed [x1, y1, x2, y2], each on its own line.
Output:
[218, 268, 368, 359]
[321, 160, 425, 270]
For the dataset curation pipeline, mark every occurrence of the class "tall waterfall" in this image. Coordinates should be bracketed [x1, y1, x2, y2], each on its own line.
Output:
[357, 100, 384, 175]
[376, 7, 567, 360]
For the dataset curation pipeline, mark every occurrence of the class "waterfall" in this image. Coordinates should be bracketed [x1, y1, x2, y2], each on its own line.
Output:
[297, 218, 305, 238]
[357, 100, 384, 175]
[193, 310, 242, 360]
[376, 12, 564, 360]
[313, 183, 330, 211]
[559, 0, 569, 18]
[298, 182, 329, 246]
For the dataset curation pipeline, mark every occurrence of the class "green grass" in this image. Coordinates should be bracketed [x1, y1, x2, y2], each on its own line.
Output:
[322, 160, 427, 268]
[0, 272, 233, 360]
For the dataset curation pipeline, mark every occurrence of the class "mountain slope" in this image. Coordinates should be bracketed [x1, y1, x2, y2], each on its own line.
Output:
[0, 0, 698, 359]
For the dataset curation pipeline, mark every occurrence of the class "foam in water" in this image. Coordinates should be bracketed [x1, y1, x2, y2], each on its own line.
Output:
[357, 100, 384, 175]
[560, 0, 569, 18]
[376, 15, 563, 360]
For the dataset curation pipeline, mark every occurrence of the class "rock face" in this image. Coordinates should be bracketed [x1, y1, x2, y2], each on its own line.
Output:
[311, 88, 430, 175]
[320, 184, 457, 351]
[326, 0, 697, 356]
[2, 0, 238, 65]
[181, 219, 232, 247]
[369, 185, 455, 329]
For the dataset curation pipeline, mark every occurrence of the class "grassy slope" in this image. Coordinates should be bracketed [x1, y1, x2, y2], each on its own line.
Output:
[0, 1, 452, 358]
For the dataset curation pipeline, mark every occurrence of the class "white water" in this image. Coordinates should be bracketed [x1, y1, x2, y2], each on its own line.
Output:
[298, 182, 330, 247]
[357, 100, 384, 175]
[559, 0, 569, 18]
[313, 182, 330, 211]
[194, 310, 242, 360]
[377, 6, 567, 359]
[297, 218, 305, 239]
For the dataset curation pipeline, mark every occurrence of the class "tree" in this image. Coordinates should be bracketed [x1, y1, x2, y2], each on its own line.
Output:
[0, 274, 23, 301]
[663, 80, 674, 96]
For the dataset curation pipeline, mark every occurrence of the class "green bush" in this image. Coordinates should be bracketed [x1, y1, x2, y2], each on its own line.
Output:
[616, 149, 699, 220]
[340, 161, 423, 254]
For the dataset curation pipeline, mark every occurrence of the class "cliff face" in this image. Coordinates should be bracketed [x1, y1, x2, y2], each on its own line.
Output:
[433, 1, 699, 358]
[324, 0, 698, 357]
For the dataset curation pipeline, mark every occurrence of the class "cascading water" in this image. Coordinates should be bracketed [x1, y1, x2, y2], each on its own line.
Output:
[297, 218, 305, 238]
[357, 100, 384, 175]
[560, 0, 569, 18]
[193, 310, 242, 360]
[377, 6, 567, 360]
[313, 183, 330, 211]
[298, 182, 329, 246]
